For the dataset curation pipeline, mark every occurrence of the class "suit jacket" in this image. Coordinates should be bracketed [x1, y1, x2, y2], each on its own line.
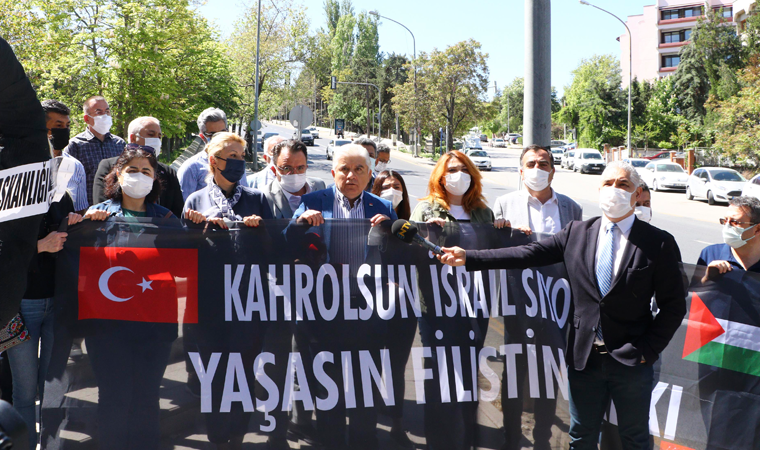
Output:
[93, 156, 185, 218]
[465, 216, 686, 370]
[263, 177, 326, 219]
[247, 165, 276, 190]
[493, 189, 582, 230]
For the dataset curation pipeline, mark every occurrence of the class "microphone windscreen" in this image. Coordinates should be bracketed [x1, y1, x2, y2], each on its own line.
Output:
[391, 219, 418, 243]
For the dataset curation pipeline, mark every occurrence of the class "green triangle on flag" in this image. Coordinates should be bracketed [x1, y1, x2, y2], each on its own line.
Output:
[682, 293, 725, 358]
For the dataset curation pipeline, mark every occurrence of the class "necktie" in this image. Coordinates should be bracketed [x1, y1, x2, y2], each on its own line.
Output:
[595, 222, 617, 342]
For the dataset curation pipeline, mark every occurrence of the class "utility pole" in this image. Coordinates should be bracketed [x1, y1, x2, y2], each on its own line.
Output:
[251, 0, 262, 170]
[524, 0, 551, 148]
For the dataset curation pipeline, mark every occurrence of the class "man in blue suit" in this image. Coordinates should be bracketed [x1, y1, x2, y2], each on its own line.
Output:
[289, 144, 397, 450]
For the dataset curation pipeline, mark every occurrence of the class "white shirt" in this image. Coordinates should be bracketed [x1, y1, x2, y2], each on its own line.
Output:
[596, 213, 636, 278]
[525, 189, 560, 234]
[449, 204, 471, 221]
[282, 182, 312, 213]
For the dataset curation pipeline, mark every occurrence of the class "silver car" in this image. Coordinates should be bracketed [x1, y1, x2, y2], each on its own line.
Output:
[467, 150, 492, 171]
[742, 174, 760, 201]
[326, 139, 352, 160]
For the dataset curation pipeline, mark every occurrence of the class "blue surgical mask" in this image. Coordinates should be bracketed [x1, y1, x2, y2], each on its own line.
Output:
[723, 223, 758, 249]
[215, 156, 245, 183]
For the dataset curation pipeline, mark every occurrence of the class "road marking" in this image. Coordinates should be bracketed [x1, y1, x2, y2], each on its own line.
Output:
[695, 240, 715, 245]
[489, 318, 504, 337]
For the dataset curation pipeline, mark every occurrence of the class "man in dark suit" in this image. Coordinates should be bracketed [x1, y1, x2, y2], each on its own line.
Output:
[92, 116, 184, 217]
[263, 139, 326, 219]
[439, 161, 687, 450]
[288, 144, 397, 450]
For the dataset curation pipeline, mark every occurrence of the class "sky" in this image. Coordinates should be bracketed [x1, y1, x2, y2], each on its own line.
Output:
[198, 0, 655, 98]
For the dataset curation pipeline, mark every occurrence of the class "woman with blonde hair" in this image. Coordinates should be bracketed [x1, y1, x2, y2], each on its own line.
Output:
[410, 150, 494, 224]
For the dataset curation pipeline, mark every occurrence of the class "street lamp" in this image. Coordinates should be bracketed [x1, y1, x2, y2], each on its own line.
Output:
[580, 0, 632, 153]
[369, 10, 419, 157]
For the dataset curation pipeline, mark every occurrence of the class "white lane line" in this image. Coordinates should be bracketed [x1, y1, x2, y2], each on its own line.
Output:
[695, 240, 715, 245]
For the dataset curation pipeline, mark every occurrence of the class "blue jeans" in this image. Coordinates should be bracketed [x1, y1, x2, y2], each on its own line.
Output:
[6, 297, 55, 446]
[568, 350, 654, 450]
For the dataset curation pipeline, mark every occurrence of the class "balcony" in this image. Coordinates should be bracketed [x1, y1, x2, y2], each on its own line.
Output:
[659, 41, 689, 49]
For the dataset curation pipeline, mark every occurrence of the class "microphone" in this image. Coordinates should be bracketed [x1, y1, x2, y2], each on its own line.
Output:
[391, 219, 443, 255]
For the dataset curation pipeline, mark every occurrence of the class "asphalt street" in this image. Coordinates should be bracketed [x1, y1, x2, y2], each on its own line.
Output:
[258, 121, 723, 264]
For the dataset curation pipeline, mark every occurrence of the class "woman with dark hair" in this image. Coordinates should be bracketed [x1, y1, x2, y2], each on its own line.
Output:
[83, 143, 180, 450]
[371, 169, 411, 221]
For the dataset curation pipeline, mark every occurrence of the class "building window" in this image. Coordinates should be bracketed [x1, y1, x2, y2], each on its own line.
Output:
[661, 6, 703, 20]
[662, 29, 692, 43]
[662, 55, 681, 68]
[719, 7, 733, 18]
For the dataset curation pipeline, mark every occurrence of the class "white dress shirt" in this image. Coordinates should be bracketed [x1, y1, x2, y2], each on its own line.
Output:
[525, 189, 561, 234]
[282, 181, 312, 213]
[596, 213, 636, 278]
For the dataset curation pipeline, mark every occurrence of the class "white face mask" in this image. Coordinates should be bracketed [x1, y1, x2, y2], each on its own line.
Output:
[375, 161, 388, 173]
[91, 114, 113, 135]
[634, 206, 652, 223]
[280, 173, 308, 194]
[599, 186, 633, 219]
[120, 172, 154, 199]
[522, 167, 551, 191]
[723, 223, 758, 249]
[445, 172, 472, 196]
[380, 188, 403, 208]
[143, 137, 162, 156]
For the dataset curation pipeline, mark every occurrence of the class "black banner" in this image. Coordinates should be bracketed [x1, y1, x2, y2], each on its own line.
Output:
[43, 219, 760, 450]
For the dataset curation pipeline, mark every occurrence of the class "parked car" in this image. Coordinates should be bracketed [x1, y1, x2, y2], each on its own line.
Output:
[561, 149, 577, 170]
[467, 150, 492, 171]
[742, 174, 760, 200]
[308, 126, 320, 139]
[550, 140, 566, 149]
[640, 161, 688, 191]
[492, 138, 506, 148]
[326, 139, 352, 160]
[573, 150, 606, 174]
[623, 158, 650, 179]
[506, 133, 521, 144]
[686, 167, 747, 205]
[643, 151, 672, 161]
[479, 134, 488, 142]
[300, 129, 314, 146]
[550, 148, 564, 165]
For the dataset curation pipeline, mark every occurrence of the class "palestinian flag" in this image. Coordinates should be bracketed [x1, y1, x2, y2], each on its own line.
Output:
[683, 292, 760, 376]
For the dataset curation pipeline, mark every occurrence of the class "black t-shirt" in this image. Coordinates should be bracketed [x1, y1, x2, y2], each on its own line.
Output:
[25, 194, 75, 299]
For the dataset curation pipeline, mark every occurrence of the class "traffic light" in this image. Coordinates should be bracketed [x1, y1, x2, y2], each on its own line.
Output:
[331, 76, 337, 90]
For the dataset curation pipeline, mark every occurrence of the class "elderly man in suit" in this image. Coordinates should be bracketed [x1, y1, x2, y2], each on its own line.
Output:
[494, 144, 582, 236]
[438, 161, 687, 450]
[263, 139, 325, 219]
[289, 144, 397, 450]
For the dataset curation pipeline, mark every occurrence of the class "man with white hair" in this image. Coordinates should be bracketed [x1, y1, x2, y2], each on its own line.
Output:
[176, 107, 249, 200]
[438, 161, 686, 450]
[288, 144, 397, 450]
[92, 116, 184, 216]
[247, 134, 285, 189]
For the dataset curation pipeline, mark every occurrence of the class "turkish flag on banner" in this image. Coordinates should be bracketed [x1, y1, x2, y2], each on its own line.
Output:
[78, 247, 198, 323]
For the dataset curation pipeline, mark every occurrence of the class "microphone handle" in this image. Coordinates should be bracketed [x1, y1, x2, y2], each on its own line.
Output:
[413, 234, 443, 255]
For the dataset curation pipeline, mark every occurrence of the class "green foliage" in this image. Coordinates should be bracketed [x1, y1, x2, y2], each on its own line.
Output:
[498, 77, 523, 133]
[710, 61, 760, 166]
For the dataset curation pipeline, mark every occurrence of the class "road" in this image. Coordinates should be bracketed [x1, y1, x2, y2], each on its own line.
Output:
[258, 121, 723, 264]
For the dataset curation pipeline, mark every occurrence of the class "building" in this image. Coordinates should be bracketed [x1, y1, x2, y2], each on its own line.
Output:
[621, 0, 741, 86]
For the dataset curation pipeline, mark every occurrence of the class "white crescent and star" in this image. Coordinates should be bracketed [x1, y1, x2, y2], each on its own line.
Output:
[98, 267, 153, 302]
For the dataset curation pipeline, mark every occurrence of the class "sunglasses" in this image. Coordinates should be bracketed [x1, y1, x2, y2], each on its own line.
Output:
[720, 218, 756, 227]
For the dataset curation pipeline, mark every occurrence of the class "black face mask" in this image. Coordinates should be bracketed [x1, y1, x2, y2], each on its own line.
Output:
[50, 127, 70, 151]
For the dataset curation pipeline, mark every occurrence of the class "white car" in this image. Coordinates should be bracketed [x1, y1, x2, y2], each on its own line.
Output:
[742, 174, 760, 200]
[572, 150, 606, 174]
[308, 127, 319, 139]
[623, 158, 650, 180]
[641, 161, 688, 191]
[467, 150, 492, 171]
[326, 139, 352, 160]
[550, 148, 564, 165]
[561, 149, 576, 170]
[492, 138, 506, 148]
[687, 167, 747, 205]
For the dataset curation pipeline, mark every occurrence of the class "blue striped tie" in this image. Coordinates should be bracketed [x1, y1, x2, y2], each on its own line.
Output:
[595, 222, 616, 342]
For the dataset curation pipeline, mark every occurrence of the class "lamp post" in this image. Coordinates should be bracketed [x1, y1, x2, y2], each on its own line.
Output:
[580, 0, 632, 152]
[251, 0, 262, 170]
[369, 11, 418, 157]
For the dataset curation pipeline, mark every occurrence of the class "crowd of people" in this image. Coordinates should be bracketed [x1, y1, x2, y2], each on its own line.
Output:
[5, 91, 760, 450]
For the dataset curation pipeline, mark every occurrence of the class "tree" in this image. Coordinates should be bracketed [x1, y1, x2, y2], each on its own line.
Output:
[498, 77, 523, 133]
[402, 39, 489, 149]
[559, 54, 626, 148]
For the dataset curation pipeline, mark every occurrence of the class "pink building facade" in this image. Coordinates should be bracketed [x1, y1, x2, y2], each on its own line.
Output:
[621, 0, 743, 87]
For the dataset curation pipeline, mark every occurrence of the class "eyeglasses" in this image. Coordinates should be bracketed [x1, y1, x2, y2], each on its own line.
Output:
[276, 165, 307, 175]
[720, 218, 756, 227]
[125, 143, 155, 154]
